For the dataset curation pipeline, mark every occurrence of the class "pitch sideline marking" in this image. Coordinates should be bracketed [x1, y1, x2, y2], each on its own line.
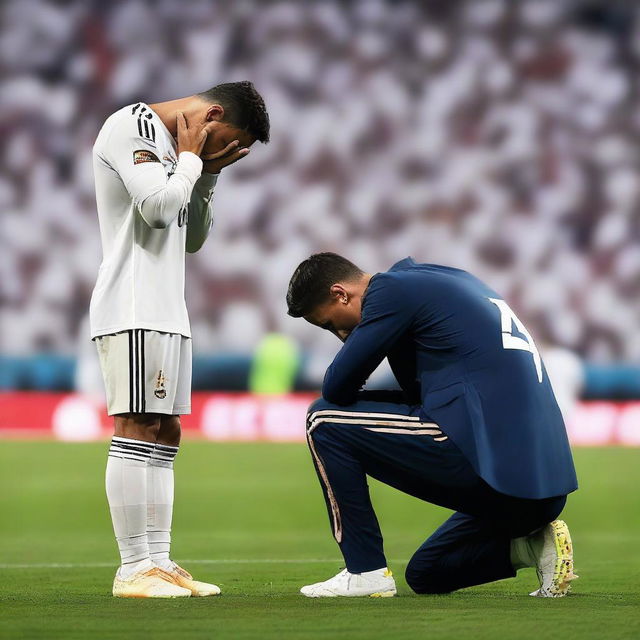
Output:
[0, 558, 378, 570]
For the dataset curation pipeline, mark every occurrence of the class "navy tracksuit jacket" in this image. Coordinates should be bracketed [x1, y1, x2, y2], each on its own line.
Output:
[321, 258, 577, 500]
[305, 258, 578, 590]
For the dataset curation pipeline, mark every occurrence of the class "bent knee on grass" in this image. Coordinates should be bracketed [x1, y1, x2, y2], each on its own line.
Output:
[405, 557, 456, 595]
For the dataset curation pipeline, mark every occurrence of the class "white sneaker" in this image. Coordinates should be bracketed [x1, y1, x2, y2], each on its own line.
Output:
[529, 520, 578, 597]
[300, 567, 396, 598]
[112, 566, 192, 598]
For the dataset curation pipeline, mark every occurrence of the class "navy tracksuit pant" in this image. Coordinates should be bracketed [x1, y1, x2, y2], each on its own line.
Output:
[306, 395, 566, 594]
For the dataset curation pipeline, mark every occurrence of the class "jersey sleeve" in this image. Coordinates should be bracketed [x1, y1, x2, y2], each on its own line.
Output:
[100, 108, 203, 229]
[322, 274, 418, 405]
[185, 172, 218, 253]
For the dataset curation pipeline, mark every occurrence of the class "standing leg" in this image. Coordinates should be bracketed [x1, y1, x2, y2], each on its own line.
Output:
[98, 331, 191, 597]
[147, 415, 180, 570]
[144, 335, 219, 596]
[107, 425, 190, 595]
[106, 413, 161, 577]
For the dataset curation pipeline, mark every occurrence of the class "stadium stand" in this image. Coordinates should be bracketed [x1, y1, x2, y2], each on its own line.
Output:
[1, 1, 639, 392]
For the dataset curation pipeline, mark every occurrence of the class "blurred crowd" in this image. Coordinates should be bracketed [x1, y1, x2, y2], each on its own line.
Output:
[1, 0, 639, 364]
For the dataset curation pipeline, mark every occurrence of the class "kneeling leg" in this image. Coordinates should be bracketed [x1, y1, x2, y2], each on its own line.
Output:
[405, 511, 515, 594]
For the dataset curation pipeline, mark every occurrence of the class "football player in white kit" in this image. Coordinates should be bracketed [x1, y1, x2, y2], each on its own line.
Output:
[90, 82, 270, 598]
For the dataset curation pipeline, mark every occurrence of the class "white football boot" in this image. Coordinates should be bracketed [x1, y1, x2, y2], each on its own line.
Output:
[112, 564, 191, 598]
[301, 567, 396, 598]
[529, 520, 578, 597]
[157, 561, 221, 597]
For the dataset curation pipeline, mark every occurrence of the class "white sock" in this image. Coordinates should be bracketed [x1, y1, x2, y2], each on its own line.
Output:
[106, 436, 155, 578]
[510, 534, 540, 570]
[147, 443, 179, 570]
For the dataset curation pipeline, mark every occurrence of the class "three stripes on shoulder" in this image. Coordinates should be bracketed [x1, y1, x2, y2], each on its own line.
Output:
[132, 103, 156, 143]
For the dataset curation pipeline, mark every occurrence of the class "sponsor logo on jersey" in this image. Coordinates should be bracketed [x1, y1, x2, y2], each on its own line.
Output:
[154, 370, 167, 399]
[133, 149, 161, 165]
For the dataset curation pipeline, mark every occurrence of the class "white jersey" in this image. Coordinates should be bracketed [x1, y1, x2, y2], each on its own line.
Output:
[90, 102, 217, 339]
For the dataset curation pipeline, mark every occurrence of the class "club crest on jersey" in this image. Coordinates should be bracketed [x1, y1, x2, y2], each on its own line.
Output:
[133, 149, 161, 165]
[154, 370, 167, 399]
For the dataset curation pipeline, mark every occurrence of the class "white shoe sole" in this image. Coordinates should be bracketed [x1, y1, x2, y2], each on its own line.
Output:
[112, 574, 192, 599]
[113, 591, 190, 598]
[529, 520, 578, 598]
[189, 586, 221, 597]
[301, 587, 396, 598]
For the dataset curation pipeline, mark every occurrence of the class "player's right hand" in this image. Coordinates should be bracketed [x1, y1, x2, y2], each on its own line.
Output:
[176, 111, 214, 157]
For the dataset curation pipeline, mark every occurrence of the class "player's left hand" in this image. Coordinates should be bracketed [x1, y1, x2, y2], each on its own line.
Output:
[201, 140, 250, 174]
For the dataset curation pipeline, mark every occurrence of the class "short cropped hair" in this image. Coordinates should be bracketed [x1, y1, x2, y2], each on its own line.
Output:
[198, 81, 270, 143]
[287, 253, 364, 317]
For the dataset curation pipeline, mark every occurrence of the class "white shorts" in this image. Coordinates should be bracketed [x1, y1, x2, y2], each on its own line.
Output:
[95, 330, 192, 416]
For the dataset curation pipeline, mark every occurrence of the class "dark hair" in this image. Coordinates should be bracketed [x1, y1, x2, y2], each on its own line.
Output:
[198, 81, 270, 143]
[287, 253, 364, 317]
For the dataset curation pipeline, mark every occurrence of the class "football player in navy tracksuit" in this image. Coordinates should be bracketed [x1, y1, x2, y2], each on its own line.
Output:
[287, 253, 578, 598]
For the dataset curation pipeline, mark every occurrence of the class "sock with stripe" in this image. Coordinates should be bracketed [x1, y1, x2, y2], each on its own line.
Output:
[147, 443, 179, 571]
[106, 436, 155, 579]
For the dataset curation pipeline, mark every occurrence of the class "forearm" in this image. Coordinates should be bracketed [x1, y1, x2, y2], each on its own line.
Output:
[185, 172, 218, 253]
[387, 342, 420, 403]
[322, 330, 389, 405]
[322, 275, 416, 405]
[322, 358, 366, 406]
[136, 152, 203, 229]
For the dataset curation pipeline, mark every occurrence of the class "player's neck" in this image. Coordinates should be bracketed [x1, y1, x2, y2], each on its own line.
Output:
[148, 96, 200, 139]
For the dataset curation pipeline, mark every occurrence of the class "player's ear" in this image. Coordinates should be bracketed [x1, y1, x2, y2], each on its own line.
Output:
[329, 284, 349, 305]
[205, 104, 225, 122]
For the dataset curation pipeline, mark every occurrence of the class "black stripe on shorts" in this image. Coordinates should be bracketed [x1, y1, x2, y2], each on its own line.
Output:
[138, 330, 146, 413]
[128, 330, 134, 413]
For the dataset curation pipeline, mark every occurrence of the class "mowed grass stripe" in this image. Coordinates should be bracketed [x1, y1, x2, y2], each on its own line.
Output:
[0, 442, 638, 640]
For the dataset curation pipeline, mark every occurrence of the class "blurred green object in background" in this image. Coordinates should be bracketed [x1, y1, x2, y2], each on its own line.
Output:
[249, 334, 300, 395]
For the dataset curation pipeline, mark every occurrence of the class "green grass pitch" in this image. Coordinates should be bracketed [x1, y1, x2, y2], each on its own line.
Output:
[0, 442, 638, 639]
